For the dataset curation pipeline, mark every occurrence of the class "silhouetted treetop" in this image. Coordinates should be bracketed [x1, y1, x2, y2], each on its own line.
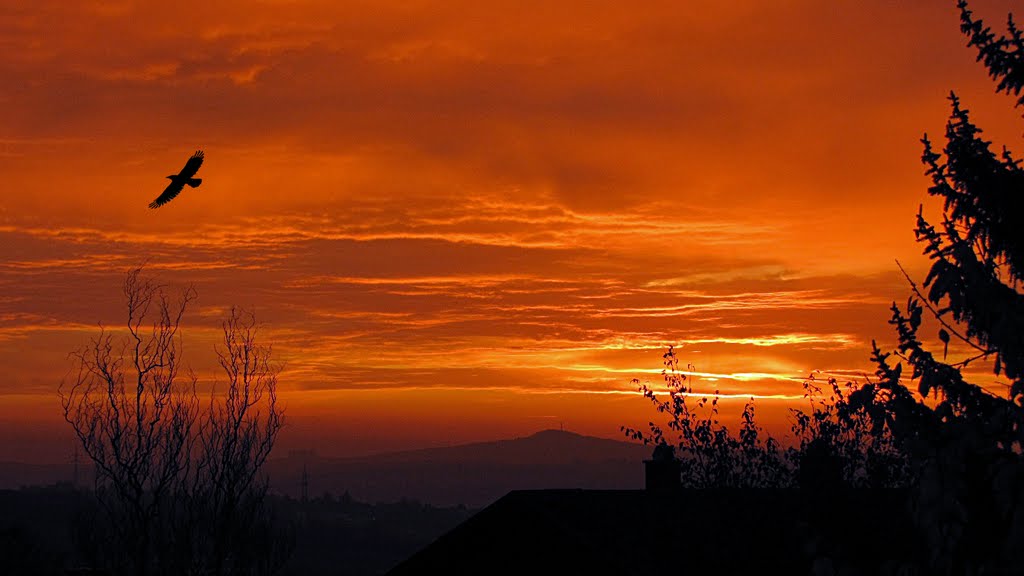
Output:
[917, 3, 1024, 388]
[851, 3, 1024, 572]
[624, 5, 1024, 573]
[959, 0, 1024, 108]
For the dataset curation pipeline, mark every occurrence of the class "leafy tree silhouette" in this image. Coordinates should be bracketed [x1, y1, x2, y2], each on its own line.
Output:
[622, 349, 907, 490]
[622, 346, 793, 488]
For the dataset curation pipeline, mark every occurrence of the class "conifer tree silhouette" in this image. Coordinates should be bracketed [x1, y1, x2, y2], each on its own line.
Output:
[848, 2, 1024, 572]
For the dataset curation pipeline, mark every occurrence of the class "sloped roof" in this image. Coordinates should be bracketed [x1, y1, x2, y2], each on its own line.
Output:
[388, 488, 915, 575]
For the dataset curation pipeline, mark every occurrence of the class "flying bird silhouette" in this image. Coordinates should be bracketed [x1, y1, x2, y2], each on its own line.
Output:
[149, 150, 204, 208]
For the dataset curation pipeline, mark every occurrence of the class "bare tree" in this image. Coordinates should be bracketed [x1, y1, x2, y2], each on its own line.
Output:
[61, 269, 198, 575]
[186, 308, 285, 576]
[60, 269, 287, 576]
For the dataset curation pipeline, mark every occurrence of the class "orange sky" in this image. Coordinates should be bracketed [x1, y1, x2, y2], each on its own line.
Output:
[1, 0, 1021, 462]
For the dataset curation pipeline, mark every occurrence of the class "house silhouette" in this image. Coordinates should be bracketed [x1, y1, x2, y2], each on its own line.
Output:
[388, 451, 916, 575]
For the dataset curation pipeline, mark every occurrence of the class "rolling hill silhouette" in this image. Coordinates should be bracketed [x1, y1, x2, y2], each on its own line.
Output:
[268, 429, 650, 507]
[0, 461, 74, 490]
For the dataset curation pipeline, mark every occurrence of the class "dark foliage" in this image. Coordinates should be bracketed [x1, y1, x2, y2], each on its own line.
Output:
[0, 485, 472, 576]
[622, 347, 791, 488]
[280, 493, 473, 576]
[959, 0, 1024, 109]
[851, 3, 1024, 572]
[625, 4, 1024, 573]
[621, 348, 909, 491]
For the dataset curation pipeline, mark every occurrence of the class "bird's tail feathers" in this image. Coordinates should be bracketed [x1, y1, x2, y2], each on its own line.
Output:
[187, 178, 202, 188]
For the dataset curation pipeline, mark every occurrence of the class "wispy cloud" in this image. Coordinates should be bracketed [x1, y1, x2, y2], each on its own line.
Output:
[1, 0, 1016, 454]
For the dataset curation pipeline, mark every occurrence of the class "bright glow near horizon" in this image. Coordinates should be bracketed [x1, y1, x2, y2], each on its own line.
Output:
[0, 0, 1020, 461]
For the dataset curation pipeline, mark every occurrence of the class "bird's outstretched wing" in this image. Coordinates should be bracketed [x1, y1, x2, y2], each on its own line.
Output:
[179, 150, 204, 178]
[148, 150, 204, 209]
[149, 180, 187, 209]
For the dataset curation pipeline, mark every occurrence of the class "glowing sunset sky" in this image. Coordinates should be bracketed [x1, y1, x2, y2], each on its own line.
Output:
[1, 0, 1020, 461]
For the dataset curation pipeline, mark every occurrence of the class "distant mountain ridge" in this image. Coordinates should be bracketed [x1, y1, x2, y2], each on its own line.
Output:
[0, 461, 75, 490]
[341, 429, 648, 464]
[268, 429, 651, 507]
[0, 430, 653, 508]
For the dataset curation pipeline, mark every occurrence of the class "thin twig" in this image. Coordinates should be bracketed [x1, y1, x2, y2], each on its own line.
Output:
[896, 259, 992, 355]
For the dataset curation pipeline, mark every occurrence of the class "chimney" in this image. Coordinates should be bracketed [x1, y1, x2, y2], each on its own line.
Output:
[644, 444, 681, 492]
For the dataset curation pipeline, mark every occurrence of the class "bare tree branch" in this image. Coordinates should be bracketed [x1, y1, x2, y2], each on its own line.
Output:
[59, 269, 287, 576]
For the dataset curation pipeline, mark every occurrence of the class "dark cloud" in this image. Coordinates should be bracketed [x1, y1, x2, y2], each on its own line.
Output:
[1, 0, 1021, 456]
